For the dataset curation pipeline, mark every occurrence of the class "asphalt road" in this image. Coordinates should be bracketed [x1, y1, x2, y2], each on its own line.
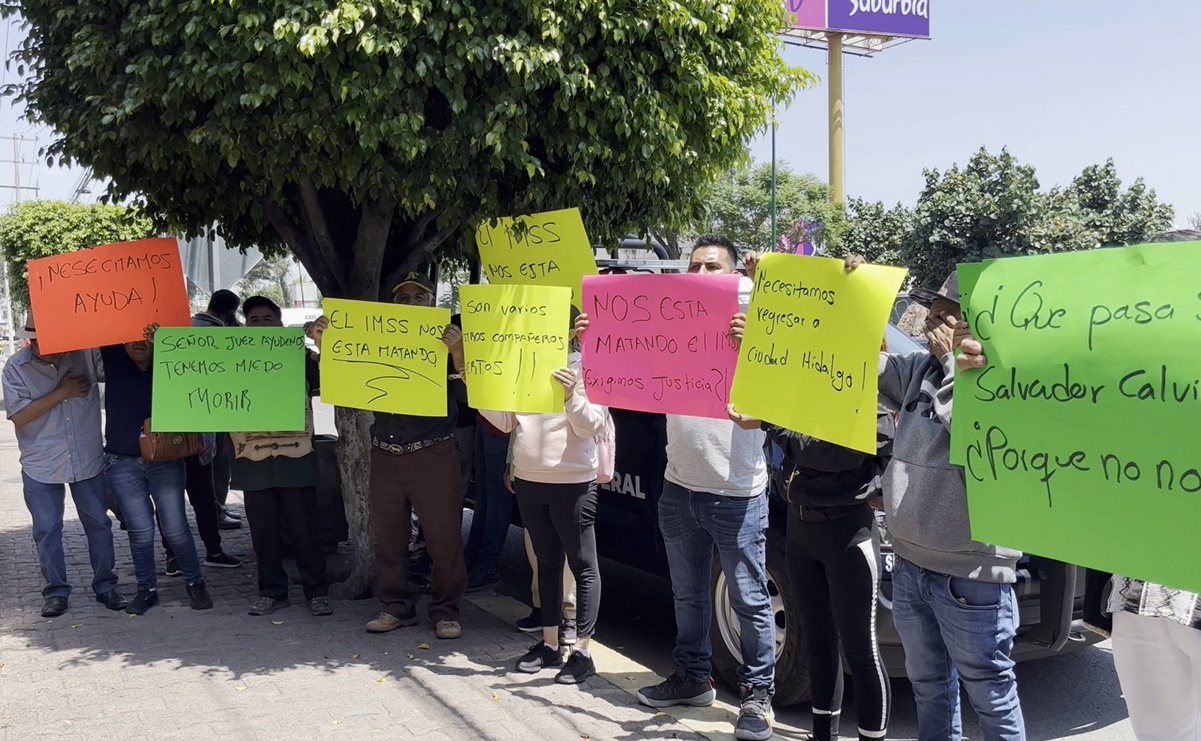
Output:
[471, 512, 1137, 741]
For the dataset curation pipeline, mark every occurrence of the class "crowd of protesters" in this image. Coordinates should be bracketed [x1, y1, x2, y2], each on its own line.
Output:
[6, 234, 1197, 741]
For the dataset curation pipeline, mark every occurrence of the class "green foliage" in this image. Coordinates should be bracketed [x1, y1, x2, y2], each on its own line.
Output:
[8, 0, 812, 290]
[841, 148, 1174, 290]
[701, 161, 845, 255]
[835, 198, 911, 266]
[0, 200, 156, 307]
[240, 254, 295, 306]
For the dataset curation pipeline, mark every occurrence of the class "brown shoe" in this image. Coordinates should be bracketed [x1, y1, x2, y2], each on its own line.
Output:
[366, 612, 418, 633]
[435, 620, 462, 640]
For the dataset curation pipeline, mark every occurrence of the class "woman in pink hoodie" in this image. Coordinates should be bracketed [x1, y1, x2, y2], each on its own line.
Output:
[479, 343, 608, 685]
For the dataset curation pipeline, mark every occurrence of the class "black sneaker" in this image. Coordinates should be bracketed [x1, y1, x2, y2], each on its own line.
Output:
[516, 608, 542, 633]
[637, 673, 717, 708]
[555, 651, 596, 685]
[515, 641, 563, 674]
[559, 618, 578, 646]
[205, 552, 242, 569]
[308, 596, 333, 616]
[218, 513, 242, 530]
[127, 588, 159, 615]
[735, 684, 774, 741]
[466, 566, 501, 593]
[164, 557, 181, 577]
[187, 581, 214, 610]
[248, 596, 289, 616]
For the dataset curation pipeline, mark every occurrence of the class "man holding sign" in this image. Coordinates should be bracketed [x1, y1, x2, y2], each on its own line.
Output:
[308, 271, 468, 640]
[578, 235, 776, 741]
[848, 258, 1026, 741]
[3, 316, 124, 617]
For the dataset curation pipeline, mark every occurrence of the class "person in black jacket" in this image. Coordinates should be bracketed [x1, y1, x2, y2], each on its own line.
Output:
[728, 400, 895, 741]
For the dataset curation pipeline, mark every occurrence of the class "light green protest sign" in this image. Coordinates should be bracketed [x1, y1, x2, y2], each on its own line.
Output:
[151, 328, 307, 432]
[954, 241, 1201, 593]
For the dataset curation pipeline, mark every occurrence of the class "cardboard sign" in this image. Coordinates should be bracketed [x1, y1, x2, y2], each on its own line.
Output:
[730, 254, 906, 453]
[27, 238, 192, 353]
[151, 328, 307, 432]
[319, 299, 451, 417]
[475, 208, 597, 308]
[459, 284, 571, 413]
[954, 243, 1201, 593]
[581, 273, 740, 419]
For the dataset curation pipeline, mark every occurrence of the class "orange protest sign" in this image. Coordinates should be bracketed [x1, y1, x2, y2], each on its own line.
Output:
[27, 238, 192, 353]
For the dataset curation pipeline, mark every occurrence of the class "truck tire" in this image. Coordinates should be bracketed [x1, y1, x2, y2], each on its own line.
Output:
[709, 524, 811, 706]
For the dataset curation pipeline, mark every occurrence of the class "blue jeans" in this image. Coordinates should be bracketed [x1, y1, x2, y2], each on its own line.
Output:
[658, 482, 775, 692]
[465, 427, 512, 573]
[22, 472, 118, 599]
[105, 455, 202, 590]
[891, 557, 1025, 741]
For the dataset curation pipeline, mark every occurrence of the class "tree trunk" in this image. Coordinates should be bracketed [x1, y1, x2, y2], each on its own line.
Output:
[331, 405, 376, 599]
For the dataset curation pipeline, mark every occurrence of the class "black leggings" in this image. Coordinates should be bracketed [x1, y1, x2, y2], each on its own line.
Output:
[515, 479, 600, 639]
[787, 504, 889, 741]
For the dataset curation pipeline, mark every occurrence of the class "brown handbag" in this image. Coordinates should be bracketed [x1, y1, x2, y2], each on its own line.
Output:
[138, 419, 204, 462]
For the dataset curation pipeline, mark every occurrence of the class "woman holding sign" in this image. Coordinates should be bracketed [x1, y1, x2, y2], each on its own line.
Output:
[478, 324, 609, 685]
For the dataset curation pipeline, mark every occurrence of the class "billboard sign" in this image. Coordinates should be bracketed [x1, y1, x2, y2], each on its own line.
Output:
[785, 0, 931, 39]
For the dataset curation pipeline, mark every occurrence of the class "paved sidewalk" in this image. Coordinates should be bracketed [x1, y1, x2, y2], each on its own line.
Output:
[0, 423, 704, 741]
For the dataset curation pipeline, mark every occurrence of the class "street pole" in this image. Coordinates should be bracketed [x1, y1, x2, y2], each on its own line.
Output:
[828, 32, 845, 203]
[4, 136, 19, 354]
[770, 121, 777, 253]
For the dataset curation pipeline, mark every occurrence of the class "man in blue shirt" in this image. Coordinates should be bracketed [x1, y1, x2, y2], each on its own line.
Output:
[2, 317, 124, 617]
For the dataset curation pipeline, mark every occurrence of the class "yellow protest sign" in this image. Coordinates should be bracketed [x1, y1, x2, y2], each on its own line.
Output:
[730, 254, 906, 453]
[319, 298, 451, 417]
[474, 208, 597, 308]
[459, 284, 571, 413]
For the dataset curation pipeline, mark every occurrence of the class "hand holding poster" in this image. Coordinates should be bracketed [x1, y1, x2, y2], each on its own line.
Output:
[459, 284, 571, 413]
[581, 273, 740, 419]
[730, 254, 906, 453]
[954, 242, 1201, 593]
[151, 328, 306, 432]
[27, 238, 192, 353]
[475, 208, 597, 308]
[319, 299, 451, 417]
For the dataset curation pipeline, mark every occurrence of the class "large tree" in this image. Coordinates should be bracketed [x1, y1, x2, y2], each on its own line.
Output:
[8, 0, 809, 594]
[0, 200, 156, 309]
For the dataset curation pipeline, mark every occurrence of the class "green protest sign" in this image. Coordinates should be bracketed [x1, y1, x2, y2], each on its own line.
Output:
[151, 327, 307, 432]
[954, 241, 1201, 593]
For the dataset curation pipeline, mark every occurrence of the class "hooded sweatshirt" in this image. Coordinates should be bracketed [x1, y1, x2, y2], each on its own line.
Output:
[478, 355, 607, 485]
[764, 404, 894, 520]
[878, 350, 1020, 584]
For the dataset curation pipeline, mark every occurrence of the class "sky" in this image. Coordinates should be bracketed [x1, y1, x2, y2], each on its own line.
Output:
[754, 0, 1201, 224]
[1, 1, 1199, 224]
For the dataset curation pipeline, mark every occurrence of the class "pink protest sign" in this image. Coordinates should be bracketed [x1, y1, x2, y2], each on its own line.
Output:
[581, 273, 740, 419]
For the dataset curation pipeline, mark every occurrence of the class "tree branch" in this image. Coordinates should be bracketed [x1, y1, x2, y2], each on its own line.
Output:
[265, 201, 342, 296]
[382, 220, 461, 296]
[298, 181, 346, 289]
[348, 194, 397, 300]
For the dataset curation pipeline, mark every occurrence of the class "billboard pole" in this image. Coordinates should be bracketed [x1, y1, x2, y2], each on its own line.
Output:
[828, 32, 845, 204]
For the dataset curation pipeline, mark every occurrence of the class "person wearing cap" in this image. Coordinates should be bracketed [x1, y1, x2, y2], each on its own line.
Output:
[233, 296, 331, 617]
[847, 257, 1026, 741]
[2, 317, 125, 617]
[963, 230, 1201, 741]
[307, 270, 468, 640]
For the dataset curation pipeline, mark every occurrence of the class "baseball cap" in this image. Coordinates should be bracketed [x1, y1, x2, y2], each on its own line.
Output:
[909, 271, 960, 308]
[391, 271, 435, 297]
